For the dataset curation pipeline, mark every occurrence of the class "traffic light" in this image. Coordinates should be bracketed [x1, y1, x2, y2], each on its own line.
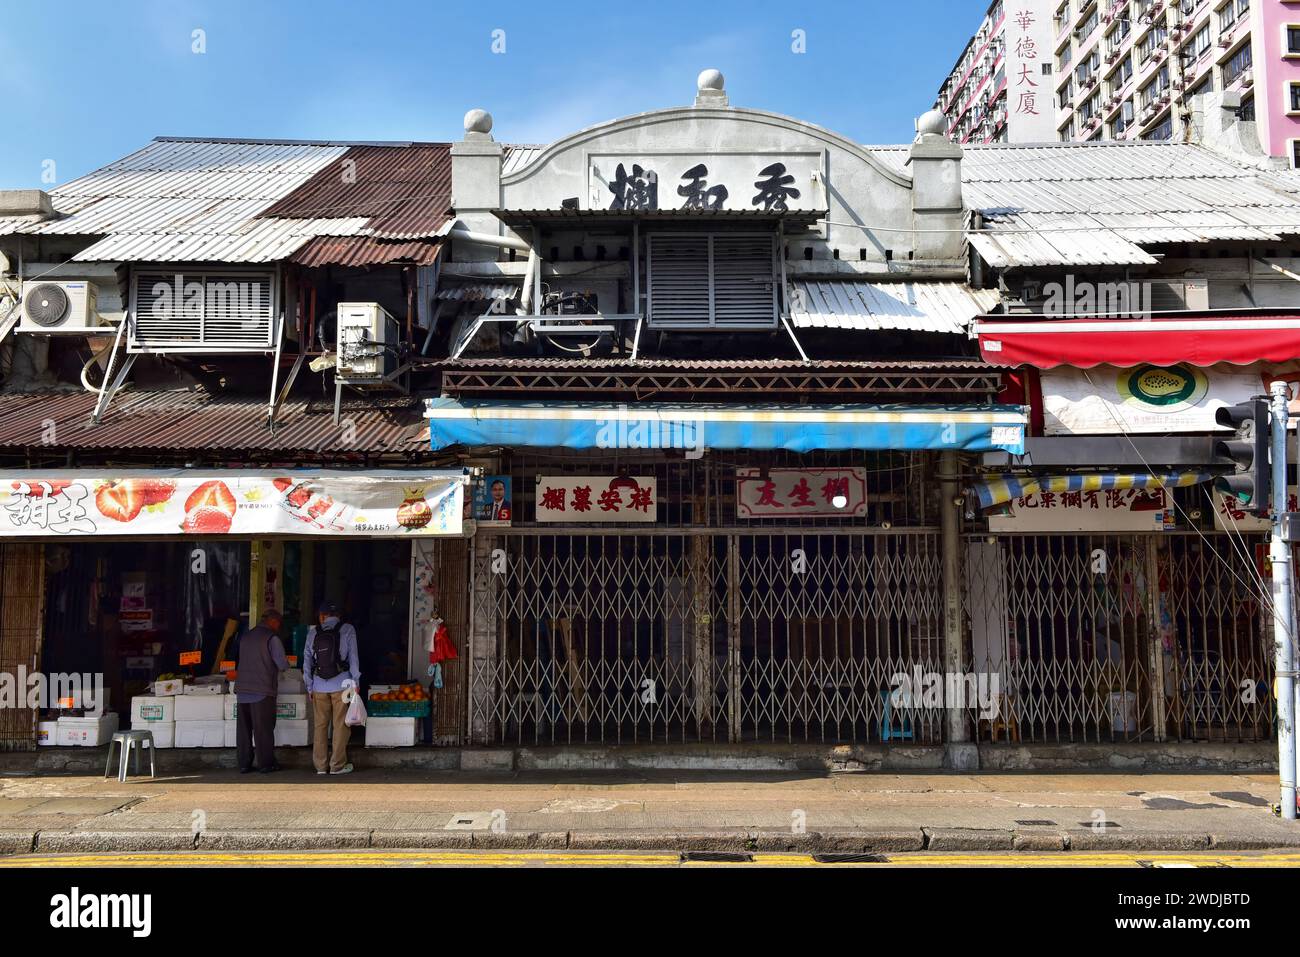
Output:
[1213, 398, 1272, 517]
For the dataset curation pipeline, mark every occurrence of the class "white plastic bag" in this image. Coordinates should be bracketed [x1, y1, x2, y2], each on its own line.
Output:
[345, 690, 368, 727]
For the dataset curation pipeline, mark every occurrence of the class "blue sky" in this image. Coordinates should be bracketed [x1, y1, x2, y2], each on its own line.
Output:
[0, 0, 983, 189]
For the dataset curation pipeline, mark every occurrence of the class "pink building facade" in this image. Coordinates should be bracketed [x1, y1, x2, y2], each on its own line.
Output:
[936, 0, 1300, 164]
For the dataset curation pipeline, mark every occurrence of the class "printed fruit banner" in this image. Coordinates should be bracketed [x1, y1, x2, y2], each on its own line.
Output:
[0, 470, 465, 538]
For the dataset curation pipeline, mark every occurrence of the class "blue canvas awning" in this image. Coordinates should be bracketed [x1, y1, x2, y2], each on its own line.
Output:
[425, 399, 1027, 454]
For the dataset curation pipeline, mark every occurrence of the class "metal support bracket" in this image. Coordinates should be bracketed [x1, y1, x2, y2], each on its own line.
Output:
[780, 313, 811, 363]
[268, 352, 306, 432]
[90, 319, 134, 425]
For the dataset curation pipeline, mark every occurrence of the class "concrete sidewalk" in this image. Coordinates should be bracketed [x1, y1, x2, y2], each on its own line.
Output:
[2, 764, 1298, 855]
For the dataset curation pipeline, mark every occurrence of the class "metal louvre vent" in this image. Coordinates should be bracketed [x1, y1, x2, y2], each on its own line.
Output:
[648, 232, 778, 329]
[131, 271, 276, 352]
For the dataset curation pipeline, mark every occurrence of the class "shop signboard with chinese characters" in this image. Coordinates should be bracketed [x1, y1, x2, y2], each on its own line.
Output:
[1212, 487, 1300, 533]
[988, 486, 1174, 533]
[588, 152, 822, 213]
[0, 470, 465, 538]
[735, 468, 868, 518]
[535, 476, 658, 523]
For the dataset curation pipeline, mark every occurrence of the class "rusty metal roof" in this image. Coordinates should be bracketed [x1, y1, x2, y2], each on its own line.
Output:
[0, 390, 431, 456]
[260, 143, 453, 240]
[289, 235, 443, 267]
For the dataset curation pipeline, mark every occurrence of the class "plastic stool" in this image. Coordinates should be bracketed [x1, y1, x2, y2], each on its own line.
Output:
[104, 730, 156, 782]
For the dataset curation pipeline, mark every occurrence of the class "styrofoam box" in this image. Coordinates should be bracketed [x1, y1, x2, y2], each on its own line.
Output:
[273, 719, 310, 747]
[56, 713, 119, 747]
[368, 684, 399, 699]
[276, 694, 309, 721]
[175, 720, 226, 748]
[278, 679, 307, 696]
[173, 694, 224, 722]
[183, 683, 225, 696]
[130, 721, 174, 749]
[224, 722, 237, 748]
[131, 696, 176, 725]
[364, 716, 417, 748]
[36, 720, 58, 746]
[221, 694, 238, 721]
[153, 678, 185, 697]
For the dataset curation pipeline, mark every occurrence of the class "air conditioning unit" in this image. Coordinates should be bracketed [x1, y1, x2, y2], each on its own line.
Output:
[1219, 35, 1233, 48]
[1241, 68, 1253, 86]
[18, 280, 105, 333]
[336, 302, 399, 379]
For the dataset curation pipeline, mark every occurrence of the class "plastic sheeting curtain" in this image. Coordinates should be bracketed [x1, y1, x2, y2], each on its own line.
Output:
[183, 543, 249, 658]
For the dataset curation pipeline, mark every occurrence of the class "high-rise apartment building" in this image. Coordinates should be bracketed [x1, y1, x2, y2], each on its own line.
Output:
[936, 0, 1300, 164]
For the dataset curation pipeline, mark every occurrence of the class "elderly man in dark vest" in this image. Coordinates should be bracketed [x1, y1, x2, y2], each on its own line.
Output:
[235, 609, 288, 774]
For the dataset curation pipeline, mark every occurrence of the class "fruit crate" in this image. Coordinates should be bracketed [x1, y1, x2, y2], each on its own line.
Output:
[367, 699, 430, 718]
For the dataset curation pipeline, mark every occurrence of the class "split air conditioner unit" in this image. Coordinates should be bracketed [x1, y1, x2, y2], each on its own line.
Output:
[18, 280, 106, 333]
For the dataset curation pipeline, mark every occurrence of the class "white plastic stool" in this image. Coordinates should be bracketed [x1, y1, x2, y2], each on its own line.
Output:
[104, 730, 156, 782]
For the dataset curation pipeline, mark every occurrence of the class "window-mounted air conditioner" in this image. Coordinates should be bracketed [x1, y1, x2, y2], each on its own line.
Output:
[336, 302, 399, 379]
[18, 280, 106, 333]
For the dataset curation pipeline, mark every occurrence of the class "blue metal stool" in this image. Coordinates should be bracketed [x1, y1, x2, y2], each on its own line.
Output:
[879, 689, 915, 742]
[104, 730, 156, 782]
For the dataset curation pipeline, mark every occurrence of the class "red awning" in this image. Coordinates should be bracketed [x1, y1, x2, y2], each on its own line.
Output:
[976, 315, 1300, 369]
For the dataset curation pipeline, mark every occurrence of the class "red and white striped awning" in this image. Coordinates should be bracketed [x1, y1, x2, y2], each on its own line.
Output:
[975, 315, 1300, 369]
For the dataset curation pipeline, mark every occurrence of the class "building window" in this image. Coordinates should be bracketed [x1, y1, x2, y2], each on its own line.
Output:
[1239, 95, 1255, 120]
[1223, 43, 1252, 86]
[1143, 117, 1174, 140]
[1292, 140, 1300, 168]
[1219, 0, 1249, 34]
[1190, 24, 1211, 58]
[1290, 82, 1300, 113]
[1288, 25, 1300, 56]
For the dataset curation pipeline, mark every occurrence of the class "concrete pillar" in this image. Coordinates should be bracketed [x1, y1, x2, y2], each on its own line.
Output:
[450, 109, 505, 263]
[940, 449, 978, 770]
[909, 111, 965, 263]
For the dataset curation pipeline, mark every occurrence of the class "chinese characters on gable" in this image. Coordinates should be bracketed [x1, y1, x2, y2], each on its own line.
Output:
[735, 468, 868, 518]
[603, 159, 804, 212]
[535, 476, 658, 523]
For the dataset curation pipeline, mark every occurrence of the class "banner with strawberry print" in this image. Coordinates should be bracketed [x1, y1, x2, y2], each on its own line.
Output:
[0, 470, 465, 538]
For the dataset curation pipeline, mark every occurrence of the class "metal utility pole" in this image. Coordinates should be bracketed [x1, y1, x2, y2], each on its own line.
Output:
[1269, 381, 1297, 820]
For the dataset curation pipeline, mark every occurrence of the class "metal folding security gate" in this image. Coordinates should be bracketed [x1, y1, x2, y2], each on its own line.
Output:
[471, 529, 944, 745]
[965, 532, 1274, 744]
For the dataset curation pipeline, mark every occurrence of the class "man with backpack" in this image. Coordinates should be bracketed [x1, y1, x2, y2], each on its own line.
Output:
[305, 599, 360, 775]
[235, 608, 288, 774]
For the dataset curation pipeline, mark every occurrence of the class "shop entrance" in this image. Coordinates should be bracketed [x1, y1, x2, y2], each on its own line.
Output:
[260, 540, 412, 693]
[472, 529, 945, 745]
[37, 538, 413, 731]
[963, 532, 1275, 744]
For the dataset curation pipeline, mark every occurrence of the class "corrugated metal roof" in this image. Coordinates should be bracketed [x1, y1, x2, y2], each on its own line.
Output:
[289, 235, 442, 267]
[502, 145, 546, 176]
[0, 139, 366, 263]
[260, 144, 452, 239]
[868, 141, 1300, 267]
[788, 280, 1000, 333]
[0, 390, 429, 454]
